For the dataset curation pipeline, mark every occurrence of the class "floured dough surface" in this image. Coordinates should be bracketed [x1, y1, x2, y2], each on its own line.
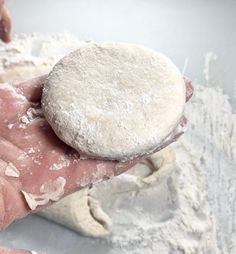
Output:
[38, 147, 175, 238]
[38, 188, 112, 237]
[42, 42, 186, 160]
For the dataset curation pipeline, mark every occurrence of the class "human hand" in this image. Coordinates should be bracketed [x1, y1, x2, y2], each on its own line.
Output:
[0, 0, 11, 43]
[0, 247, 44, 254]
[0, 75, 192, 235]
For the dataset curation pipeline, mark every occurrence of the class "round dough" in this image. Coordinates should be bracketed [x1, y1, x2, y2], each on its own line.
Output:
[42, 42, 186, 160]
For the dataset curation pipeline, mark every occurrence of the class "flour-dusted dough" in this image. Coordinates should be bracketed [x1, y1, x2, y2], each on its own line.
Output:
[42, 42, 186, 160]
[38, 147, 175, 237]
[38, 188, 112, 237]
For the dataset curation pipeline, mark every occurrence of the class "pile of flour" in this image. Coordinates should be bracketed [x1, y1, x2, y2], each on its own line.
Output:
[0, 34, 235, 253]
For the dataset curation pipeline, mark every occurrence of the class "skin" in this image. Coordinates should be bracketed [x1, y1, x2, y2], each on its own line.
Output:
[0, 76, 193, 254]
[0, 247, 44, 254]
[0, 75, 192, 226]
[0, 0, 11, 43]
[0, 3, 193, 253]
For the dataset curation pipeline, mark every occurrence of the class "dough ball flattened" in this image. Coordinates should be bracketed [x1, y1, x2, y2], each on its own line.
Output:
[42, 42, 186, 160]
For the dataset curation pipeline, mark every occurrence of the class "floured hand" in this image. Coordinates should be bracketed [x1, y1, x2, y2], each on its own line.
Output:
[0, 75, 193, 232]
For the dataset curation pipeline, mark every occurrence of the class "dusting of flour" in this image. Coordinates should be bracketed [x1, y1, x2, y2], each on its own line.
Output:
[0, 34, 235, 254]
[84, 83, 235, 254]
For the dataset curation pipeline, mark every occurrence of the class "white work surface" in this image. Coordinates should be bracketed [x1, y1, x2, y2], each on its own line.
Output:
[0, 0, 235, 253]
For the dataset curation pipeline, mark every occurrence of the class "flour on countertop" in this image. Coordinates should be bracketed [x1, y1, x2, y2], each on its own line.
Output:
[0, 34, 235, 254]
[0, 33, 87, 82]
[81, 83, 235, 254]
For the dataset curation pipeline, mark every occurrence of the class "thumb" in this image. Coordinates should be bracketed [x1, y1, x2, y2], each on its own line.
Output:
[0, 5, 12, 43]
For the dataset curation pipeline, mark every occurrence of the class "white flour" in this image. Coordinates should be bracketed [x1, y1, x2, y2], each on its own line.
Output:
[0, 34, 235, 253]
[85, 83, 235, 254]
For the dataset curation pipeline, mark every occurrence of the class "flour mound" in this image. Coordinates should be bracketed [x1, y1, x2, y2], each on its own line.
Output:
[42, 42, 186, 160]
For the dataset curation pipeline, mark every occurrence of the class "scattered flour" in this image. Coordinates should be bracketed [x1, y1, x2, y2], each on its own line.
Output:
[0, 33, 87, 82]
[75, 83, 234, 254]
[49, 156, 70, 171]
[0, 34, 235, 253]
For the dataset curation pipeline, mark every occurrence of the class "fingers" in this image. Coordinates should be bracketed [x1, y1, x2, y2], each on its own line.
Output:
[0, 5, 11, 43]
[0, 114, 138, 219]
[0, 73, 193, 228]
[169, 115, 187, 141]
[0, 137, 31, 174]
[184, 76, 194, 102]
[14, 75, 48, 102]
[60, 114, 186, 194]
[0, 247, 45, 254]
[164, 115, 187, 143]
[19, 151, 137, 209]
[146, 115, 187, 156]
[60, 158, 138, 195]
[0, 176, 29, 230]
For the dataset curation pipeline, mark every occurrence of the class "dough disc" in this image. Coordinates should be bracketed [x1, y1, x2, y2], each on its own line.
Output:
[42, 42, 186, 160]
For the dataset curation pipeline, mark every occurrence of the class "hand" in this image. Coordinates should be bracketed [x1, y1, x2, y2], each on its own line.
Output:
[0, 247, 44, 254]
[0, 0, 11, 43]
[0, 75, 192, 253]
[0, 75, 137, 230]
